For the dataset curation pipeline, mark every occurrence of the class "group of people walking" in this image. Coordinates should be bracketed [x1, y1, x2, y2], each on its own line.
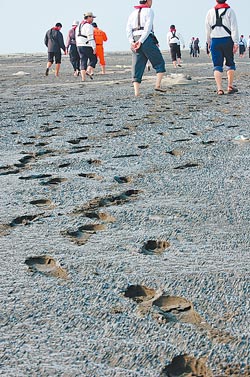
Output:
[44, 13, 108, 80]
[44, 0, 242, 98]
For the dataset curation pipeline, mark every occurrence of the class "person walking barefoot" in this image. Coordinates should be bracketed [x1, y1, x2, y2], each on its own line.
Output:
[126, 0, 166, 97]
[205, 0, 239, 95]
[44, 22, 67, 77]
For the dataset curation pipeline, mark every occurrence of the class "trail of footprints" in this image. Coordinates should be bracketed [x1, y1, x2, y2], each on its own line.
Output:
[1, 113, 243, 375]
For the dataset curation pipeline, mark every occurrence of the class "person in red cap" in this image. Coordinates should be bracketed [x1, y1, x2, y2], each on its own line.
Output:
[44, 23, 67, 77]
[205, 0, 239, 95]
[167, 25, 185, 68]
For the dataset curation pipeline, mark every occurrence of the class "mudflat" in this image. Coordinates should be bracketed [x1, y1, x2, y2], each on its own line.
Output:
[0, 51, 249, 376]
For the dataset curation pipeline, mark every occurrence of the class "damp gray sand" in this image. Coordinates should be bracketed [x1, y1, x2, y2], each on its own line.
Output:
[0, 51, 250, 376]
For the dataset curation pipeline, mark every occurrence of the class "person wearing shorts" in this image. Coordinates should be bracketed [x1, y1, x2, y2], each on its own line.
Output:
[205, 0, 239, 95]
[44, 23, 66, 77]
[126, 0, 166, 96]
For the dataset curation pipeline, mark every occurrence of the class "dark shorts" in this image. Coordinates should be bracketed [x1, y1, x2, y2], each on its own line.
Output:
[169, 43, 181, 61]
[210, 37, 235, 72]
[48, 51, 62, 64]
[132, 34, 166, 83]
[77, 46, 97, 70]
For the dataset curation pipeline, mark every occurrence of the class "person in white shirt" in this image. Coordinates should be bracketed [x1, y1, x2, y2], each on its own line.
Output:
[205, 0, 239, 95]
[238, 35, 247, 58]
[167, 25, 185, 68]
[75, 12, 97, 81]
[126, 0, 166, 96]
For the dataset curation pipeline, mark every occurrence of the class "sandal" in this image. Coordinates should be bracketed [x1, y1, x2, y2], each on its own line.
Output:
[155, 87, 167, 93]
[86, 72, 94, 80]
[227, 86, 238, 94]
[217, 89, 224, 95]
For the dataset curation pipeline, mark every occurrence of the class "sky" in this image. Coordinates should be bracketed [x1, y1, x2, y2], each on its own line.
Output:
[0, 0, 249, 55]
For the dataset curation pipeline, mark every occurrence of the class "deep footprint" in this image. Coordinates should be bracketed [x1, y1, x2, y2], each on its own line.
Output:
[25, 255, 68, 279]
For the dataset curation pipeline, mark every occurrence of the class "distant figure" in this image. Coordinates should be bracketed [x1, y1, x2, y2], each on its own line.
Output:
[167, 25, 185, 68]
[193, 38, 200, 57]
[92, 22, 108, 74]
[247, 35, 250, 58]
[205, 0, 239, 95]
[126, 0, 166, 97]
[239, 35, 247, 58]
[44, 22, 67, 77]
[66, 20, 80, 76]
[189, 37, 195, 57]
[75, 12, 97, 81]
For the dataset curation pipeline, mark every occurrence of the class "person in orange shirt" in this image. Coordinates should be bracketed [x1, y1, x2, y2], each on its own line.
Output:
[92, 23, 108, 74]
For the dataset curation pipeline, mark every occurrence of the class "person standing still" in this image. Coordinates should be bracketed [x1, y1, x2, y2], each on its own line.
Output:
[75, 12, 97, 82]
[205, 0, 239, 95]
[167, 25, 185, 68]
[44, 23, 67, 77]
[92, 23, 108, 74]
[126, 0, 166, 97]
[66, 20, 80, 76]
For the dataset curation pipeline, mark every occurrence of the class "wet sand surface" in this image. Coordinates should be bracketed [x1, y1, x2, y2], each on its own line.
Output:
[0, 51, 250, 376]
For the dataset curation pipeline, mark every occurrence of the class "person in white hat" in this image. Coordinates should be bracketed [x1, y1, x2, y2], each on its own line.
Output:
[66, 20, 80, 76]
[75, 12, 97, 81]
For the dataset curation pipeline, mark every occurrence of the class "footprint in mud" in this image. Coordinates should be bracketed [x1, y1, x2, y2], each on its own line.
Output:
[201, 140, 216, 145]
[58, 162, 71, 168]
[152, 295, 202, 325]
[125, 285, 203, 325]
[78, 173, 103, 180]
[173, 138, 192, 143]
[19, 174, 52, 180]
[141, 240, 170, 255]
[62, 228, 91, 246]
[69, 147, 90, 154]
[87, 159, 102, 165]
[0, 168, 20, 176]
[18, 154, 36, 166]
[160, 354, 212, 377]
[174, 162, 200, 170]
[165, 150, 183, 157]
[30, 199, 54, 209]
[73, 189, 142, 214]
[84, 211, 116, 223]
[62, 223, 106, 246]
[25, 255, 68, 279]
[41, 177, 67, 186]
[113, 154, 140, 159]
[10, 214, 43, 227]
[114, 176, 133, 184]
[124, 284, 159, 303]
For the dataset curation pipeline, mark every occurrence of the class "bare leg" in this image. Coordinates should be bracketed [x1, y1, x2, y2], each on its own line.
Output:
[55, 63, 60, 77]
[173, 60, 177, 68]
[45, 62, 52, 76]
[101, 65, 106, 74]
[227, 69, 234, 88]
[214, 70, 223, 92]
[133, 82, 140, 97]
[81, 69, 86, 81]
[155, 72, 165, 90]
